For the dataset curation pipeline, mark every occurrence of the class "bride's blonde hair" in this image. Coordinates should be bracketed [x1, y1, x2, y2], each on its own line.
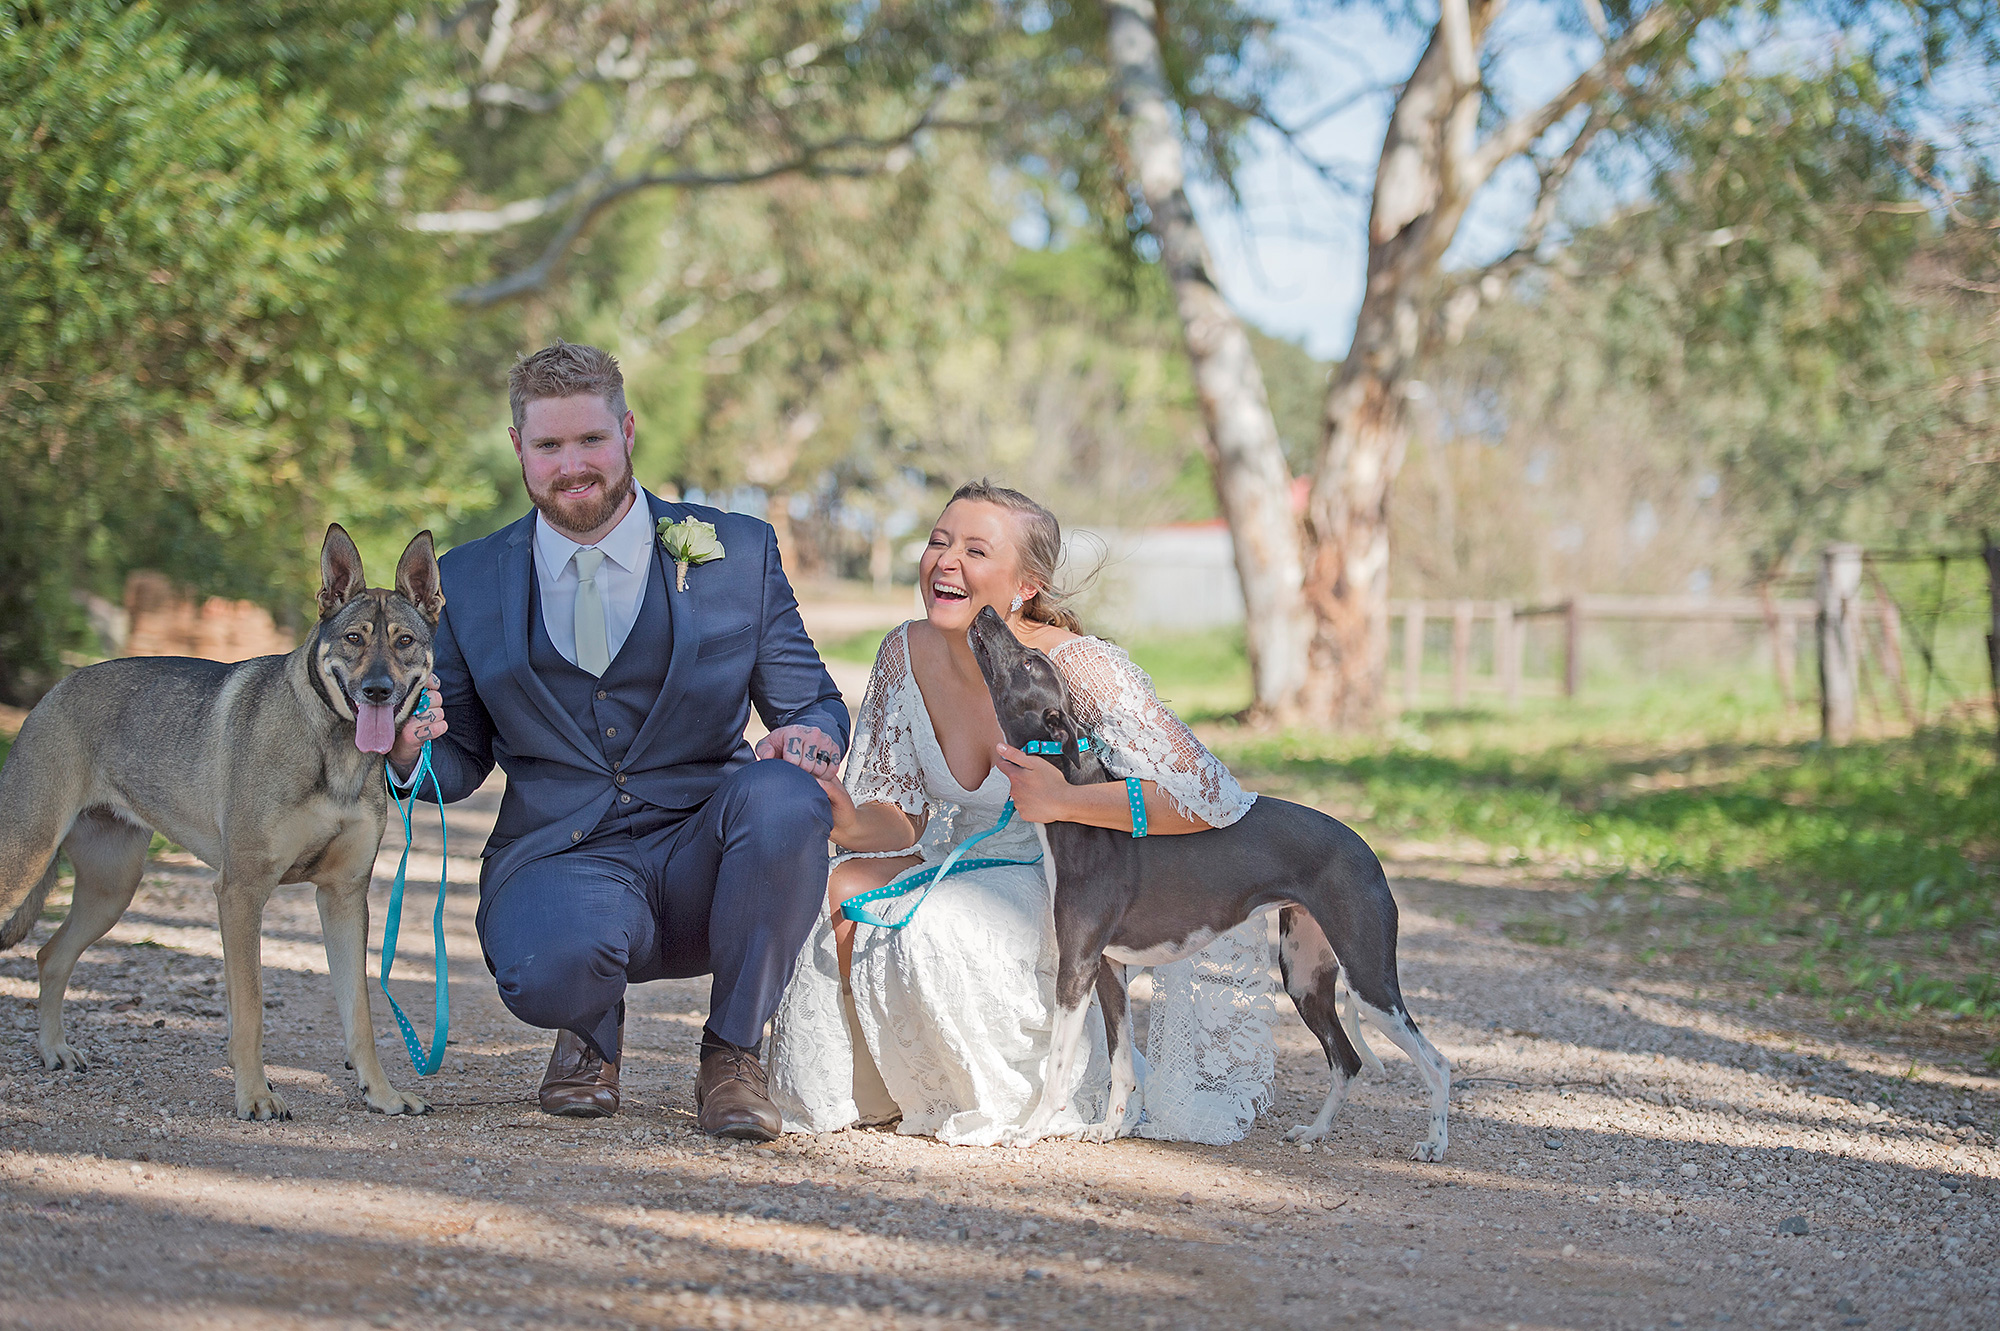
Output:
[946, 480, 1086, 635]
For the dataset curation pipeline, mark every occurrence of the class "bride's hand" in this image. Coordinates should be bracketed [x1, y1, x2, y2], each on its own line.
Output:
[817, 775, 861, 843]
[993, 744, 1071, 823]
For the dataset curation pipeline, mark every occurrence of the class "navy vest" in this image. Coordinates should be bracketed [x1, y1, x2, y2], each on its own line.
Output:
[527, 542, 675, 833]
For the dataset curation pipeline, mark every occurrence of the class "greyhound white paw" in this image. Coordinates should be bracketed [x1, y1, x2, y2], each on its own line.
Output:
[1283, 1124, 1329, 1144]
[235, 1083, 291, 1122]
[1078, 1117, 1135, 1144]
[37, 1039, 87, 1073]
[366, 1086, 431, 1116]
[1409, 1137, 1447, 1163]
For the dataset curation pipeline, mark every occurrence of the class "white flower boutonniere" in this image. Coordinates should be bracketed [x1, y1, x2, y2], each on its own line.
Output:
[658, 517, 725, 591]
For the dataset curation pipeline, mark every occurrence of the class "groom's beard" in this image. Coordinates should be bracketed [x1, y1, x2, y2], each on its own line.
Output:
[526, 457, 635, 537]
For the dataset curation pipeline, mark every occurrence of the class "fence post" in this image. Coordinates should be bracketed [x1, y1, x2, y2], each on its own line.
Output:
[1818, 542, 1863, 744]
[1494, 601, 1518, 705]
[1451, 600, 1474, 708]
[1986, 534, 2000, 755]
[1563, 598, 1584, 700]
[1403, 602, 1425, 710]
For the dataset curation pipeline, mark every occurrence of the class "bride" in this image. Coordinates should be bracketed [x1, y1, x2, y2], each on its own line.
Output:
[769, 481, 1276, 1145]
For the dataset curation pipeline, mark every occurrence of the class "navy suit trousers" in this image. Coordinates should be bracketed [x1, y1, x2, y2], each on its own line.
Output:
[477, 759, 832, 1059]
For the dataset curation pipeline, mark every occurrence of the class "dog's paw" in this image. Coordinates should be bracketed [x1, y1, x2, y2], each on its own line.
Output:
[1078, 1118, 1134, 1144]
[1283, 1123, 1329, 1144]
[235, 1084, 290, 1122]
[1409, 1137, 1447, 1163]
[367, 1087, 431, 1116]
[37, 1039, 88, 1073]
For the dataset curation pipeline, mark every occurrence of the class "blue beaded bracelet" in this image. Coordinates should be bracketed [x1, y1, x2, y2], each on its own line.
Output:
[1126, 777, 1148, 837]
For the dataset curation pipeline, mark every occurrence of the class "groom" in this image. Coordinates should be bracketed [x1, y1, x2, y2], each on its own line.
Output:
[388, 341, 846, 1138]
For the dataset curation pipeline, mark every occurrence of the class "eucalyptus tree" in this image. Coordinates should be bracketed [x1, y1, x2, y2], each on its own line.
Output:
[1106, 0, 1999, 725]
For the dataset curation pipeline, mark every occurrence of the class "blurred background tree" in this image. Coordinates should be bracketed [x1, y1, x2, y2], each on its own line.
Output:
[2, 0, 1994, 715]
[0, 0, 498, 703]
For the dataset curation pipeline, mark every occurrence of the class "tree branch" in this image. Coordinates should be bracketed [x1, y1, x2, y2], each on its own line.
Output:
[450, 99, 961, 306]
[406, 171, 602, 234]
[1470, 1, 1691, 185]
[1230, 100, 1376, 197]
[1478, 102, 1609, 279]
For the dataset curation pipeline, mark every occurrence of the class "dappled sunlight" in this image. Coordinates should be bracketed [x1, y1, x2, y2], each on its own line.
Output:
[4, 784, 1996, 1329]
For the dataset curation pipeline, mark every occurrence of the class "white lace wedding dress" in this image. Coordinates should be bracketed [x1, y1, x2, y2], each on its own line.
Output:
[768, 623, 1276, 1146]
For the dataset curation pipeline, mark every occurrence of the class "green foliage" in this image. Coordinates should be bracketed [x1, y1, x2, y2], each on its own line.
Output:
[1447, 52, 2000, 582]
[0, 1, 488, 701]
[1192, 652, 2000, 1021]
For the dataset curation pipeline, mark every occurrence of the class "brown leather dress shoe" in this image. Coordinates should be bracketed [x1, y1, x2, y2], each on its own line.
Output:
[695, 1047, 781, 1140]
[539, 1029, 620, 1118]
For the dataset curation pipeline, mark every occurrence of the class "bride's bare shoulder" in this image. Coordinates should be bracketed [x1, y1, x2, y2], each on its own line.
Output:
[1014, 621, 1082, 653]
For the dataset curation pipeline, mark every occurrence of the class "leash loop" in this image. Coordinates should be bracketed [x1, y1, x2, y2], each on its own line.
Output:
[841, 799, 1042, 931]
[381, 717, 450, 1075]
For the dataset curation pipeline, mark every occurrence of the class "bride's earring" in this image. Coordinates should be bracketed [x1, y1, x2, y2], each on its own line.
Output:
[1009, 594, 1025, 614]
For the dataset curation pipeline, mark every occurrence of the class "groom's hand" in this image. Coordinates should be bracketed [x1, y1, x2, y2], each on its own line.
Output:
[388, 673, 447, 779]
[758, 724, 841, 779]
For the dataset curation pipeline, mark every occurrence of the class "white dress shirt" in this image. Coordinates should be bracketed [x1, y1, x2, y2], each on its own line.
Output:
[532, 492, 657, 671]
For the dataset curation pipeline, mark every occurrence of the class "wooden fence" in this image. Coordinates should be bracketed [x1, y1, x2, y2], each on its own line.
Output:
[1395, 540, 2000, 748]
[1392, 547, 1921, 736]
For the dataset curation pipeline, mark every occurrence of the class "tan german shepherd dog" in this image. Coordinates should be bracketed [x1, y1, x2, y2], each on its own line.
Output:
[0, 524, 442, 1119]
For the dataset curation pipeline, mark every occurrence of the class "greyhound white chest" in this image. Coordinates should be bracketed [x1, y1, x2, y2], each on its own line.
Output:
[1104, 928, 1221, 967]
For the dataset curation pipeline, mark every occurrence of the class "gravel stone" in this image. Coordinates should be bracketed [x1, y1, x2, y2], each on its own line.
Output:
[1, 766, 1993, 1329]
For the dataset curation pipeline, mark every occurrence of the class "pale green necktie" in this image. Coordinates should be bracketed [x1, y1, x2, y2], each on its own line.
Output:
[573, 547, 610, 676]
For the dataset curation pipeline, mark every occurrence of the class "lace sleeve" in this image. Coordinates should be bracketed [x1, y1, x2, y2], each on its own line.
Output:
[1050, 638, 1255, 827]
[842, 624, 928, 819]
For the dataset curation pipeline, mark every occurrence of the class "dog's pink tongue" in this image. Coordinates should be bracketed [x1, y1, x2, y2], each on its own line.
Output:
[354, 703, 396, 754]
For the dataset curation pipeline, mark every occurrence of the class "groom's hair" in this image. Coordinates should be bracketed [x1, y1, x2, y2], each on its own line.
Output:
[509, 340, 628, 430]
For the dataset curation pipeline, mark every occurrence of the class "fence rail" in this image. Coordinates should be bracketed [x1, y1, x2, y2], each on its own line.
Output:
[1391, 536, 1999, 752]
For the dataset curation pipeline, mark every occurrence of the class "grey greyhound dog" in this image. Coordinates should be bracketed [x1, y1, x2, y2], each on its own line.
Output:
[967, 607, 1451, 1158]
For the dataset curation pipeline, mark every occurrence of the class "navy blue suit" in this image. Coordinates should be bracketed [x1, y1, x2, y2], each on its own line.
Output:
[421, 492, 846, 1058]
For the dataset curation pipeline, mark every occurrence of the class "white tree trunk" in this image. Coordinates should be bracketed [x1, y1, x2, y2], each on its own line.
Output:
[1303, 19, 1483, 724]
[1103, 0, 1310, 718]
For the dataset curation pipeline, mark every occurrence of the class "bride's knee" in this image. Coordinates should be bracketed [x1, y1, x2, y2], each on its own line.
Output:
[826, 861, 873, 914]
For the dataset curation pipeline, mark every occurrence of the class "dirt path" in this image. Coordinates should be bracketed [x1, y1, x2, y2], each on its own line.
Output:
[2, 777, 1995, 1331]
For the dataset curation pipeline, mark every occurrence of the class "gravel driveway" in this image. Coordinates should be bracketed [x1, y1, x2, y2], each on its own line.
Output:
[2, 773, 1994, 1330]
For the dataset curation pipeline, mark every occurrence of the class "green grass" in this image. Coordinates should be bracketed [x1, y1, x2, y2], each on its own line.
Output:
[1125, 625, 2000, 1037]
[820, 628, 895, 665]
[818, 624, 1254, 714]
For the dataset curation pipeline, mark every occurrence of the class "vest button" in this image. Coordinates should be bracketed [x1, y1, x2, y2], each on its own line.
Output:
[620, 794, 632, 804]
[605, 726, 617, 736]
[571, 830, 582, 842]
[615, 773, 626, 785]
[596, 689, 608, 700]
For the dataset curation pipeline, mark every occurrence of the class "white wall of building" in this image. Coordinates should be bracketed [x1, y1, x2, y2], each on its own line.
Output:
[1066, 525, 1244, 634]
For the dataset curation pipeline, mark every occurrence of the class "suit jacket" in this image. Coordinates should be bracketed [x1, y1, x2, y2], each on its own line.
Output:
[423, 491, 848, 894]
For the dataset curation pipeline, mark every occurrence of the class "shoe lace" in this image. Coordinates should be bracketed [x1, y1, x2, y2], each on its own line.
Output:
[708, 1048, 767, 1092]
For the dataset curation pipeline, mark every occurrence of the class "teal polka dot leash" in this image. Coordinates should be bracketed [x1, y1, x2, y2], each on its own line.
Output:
[380, 690, 450, 1076]
[840, 734, 1147, 932]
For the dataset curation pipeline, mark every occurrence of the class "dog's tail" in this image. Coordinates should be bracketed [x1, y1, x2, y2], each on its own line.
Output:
[1336, 972, 1386, 1076]
[0, 860, 56, 952]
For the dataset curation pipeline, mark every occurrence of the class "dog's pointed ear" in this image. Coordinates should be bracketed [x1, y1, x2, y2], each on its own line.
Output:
[1042, 708, 1074, 748]
[318, 523, 367, 620]
[394, 531, 445, 624]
